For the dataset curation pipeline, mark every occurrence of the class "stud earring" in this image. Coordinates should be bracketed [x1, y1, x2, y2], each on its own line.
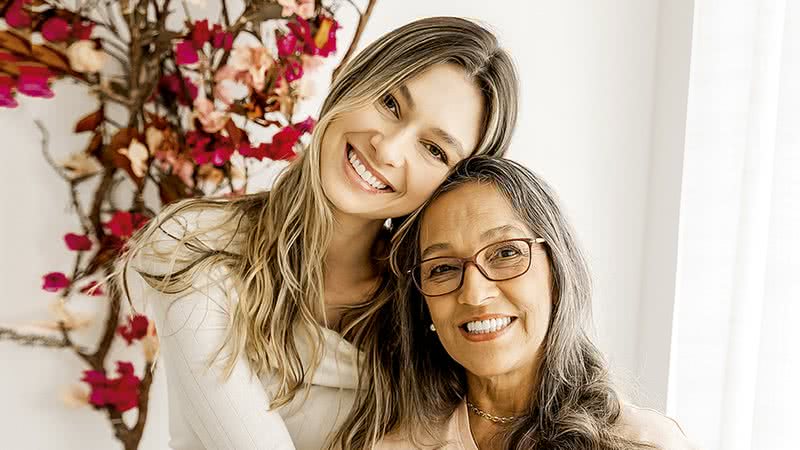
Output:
[429, 323, 436, 332]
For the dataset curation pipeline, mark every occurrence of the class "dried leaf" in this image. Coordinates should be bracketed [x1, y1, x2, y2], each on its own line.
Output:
[32, 44, 71, 73]
[224, 118, 243, 146]
[75, 108, 105, 133]
[85, 132, 103, 157]
[0, 31, 32, 57]
[158, 174, 192, 204]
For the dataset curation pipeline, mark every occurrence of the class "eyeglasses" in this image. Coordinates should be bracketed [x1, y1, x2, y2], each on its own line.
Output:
[408, 238, 546, 297]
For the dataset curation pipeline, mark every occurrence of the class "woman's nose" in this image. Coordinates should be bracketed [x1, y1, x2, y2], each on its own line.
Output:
[370, 128, 409, 168]
[457, 263, 499, 306]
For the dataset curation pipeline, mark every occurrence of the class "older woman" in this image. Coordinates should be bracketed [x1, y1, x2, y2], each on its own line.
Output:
[376, 157, 698, 450]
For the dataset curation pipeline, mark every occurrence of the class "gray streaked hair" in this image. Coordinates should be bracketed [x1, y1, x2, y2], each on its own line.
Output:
[386, 156, 658, 449]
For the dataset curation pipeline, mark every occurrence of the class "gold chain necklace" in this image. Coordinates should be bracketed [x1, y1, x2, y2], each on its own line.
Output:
[466, 400, 519, 424]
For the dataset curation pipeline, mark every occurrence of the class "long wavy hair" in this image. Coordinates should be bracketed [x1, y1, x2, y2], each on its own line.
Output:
[381, 157, 658, 450]
[117, 16, 519, 449]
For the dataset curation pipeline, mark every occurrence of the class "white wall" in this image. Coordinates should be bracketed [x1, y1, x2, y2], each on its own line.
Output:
[0, 1, 692, 448]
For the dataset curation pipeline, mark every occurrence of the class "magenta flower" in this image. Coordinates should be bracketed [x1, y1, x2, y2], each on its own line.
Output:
[82, 361, 141, 412]
[157, 74, 198, 106]
[0, 76, 17, 108]
[5, 0, 31, 29]
[191, 19, 210, 50]
[41, 17, 71, 42]
[175, 40, 199, 65]
[287, 16, 338, 57]
[212, 142, 234, 166]
[211, 24, 233, 50]
[64, 233, 92, 251]
[16, 66, 54, 98]
[283, 59, 304, 82]
[276, 32, 300, 57]
[294, 116, 316, 134]
[117, 315, 149, 345]
[42, 272, 70, 292]
[105, 211, 148, 239]
[72, 20, 95, 40]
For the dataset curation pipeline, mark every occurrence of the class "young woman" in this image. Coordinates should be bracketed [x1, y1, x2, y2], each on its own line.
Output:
[375, 157, 698, 449]
[120, 17, 519, 450]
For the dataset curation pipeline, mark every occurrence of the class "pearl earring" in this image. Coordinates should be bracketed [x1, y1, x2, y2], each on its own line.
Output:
[429, 323, 436, 332]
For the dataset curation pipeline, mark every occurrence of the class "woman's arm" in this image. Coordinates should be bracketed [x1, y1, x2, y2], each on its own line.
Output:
[125, 211, 295, 450]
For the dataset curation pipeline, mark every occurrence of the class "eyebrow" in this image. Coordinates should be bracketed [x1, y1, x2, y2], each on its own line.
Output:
[397, 85, 467, 158]
[420, 225, 529, 260]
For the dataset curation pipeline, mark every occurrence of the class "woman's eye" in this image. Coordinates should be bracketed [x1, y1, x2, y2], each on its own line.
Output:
[424, 142, 449, 164]
[429, 264, 457, 276]
[493, 246, 521, 259]
[381, 94, 400, 117]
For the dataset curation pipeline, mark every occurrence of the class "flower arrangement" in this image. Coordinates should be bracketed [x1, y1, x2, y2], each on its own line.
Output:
[0, 0, 376, 448]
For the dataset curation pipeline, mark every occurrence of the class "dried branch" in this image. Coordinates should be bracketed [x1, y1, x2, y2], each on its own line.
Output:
[0, 326, 83, 350]
[332, 0, 378, 80]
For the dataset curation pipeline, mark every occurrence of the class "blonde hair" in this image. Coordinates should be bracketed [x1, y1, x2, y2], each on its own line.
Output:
[118, 16, 519, 449]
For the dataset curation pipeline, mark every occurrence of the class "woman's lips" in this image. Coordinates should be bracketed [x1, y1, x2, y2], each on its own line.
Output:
[458, 317, 517, 343]
[342, 143, 394, 194]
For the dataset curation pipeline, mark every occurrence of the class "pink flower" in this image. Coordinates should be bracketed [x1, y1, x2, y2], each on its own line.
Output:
[117, 315, 149, 345]
[278, 0, 315, 19]
[270, 126, 303, 160]
[71, 20, 95, 40]
[276, 32, 300, 58]
[294, 116, 316, 134]
[79, 281, 104, 296]
[193, 96, 228, 133]
[0, 76, 17, 108]
[41, 17, 71, 42]
[42, 272, 70, 292]
[16, 66, 53, 98]
[4, 0, 31, 29]
[0, 51, 17, 62]
[158, 74, 198, 106]
[105, 211, 149, 239]
[175, 40, 199, 65]
[211, 24, 233, 50]
[82, 361, 141, 412]
[64, 233, 92, 251]
[191, 19, 210, 50]
[212, 142, 234, 166]
[283, 59, 303, 82]
[228, 45, 273, 91]
[213, 66, 249, 105]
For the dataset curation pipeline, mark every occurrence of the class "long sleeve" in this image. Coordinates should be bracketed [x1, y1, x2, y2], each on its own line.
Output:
[124, 209, 296, 450]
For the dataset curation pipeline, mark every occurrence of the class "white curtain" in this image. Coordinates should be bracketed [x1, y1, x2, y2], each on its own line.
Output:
[668, 1, 799, 450]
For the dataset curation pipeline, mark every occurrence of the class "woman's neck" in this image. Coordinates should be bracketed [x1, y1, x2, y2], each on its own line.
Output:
[465, 361, 540, 418]
[464, 363, 540, 450]
[322, 211, 384, 326]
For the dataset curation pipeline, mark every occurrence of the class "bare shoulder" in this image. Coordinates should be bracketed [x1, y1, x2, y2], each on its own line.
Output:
[617, 404, 701, 450]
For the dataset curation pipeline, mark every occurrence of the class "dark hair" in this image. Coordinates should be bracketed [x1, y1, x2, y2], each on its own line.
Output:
[386, 156, 658, 449]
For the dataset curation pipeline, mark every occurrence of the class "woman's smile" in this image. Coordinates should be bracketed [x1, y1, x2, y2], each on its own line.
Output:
[343, 142, 395, 193]
[458, 315, 518, 342]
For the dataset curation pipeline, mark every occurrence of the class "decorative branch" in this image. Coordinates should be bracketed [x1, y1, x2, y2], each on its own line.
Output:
[333, 0, 378, 80]
[1, 2, 377, 449]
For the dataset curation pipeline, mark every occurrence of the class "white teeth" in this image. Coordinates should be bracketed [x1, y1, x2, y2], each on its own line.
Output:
[348, 149, 387, 190]
[464, 317, 513, 334]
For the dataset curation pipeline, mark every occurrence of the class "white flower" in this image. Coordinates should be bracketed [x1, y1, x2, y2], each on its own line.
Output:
[145, 127, 164, 156]
[61, 151, 102, 180]
[66, 41, 108, 73]
[119, 138, 149, 178]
